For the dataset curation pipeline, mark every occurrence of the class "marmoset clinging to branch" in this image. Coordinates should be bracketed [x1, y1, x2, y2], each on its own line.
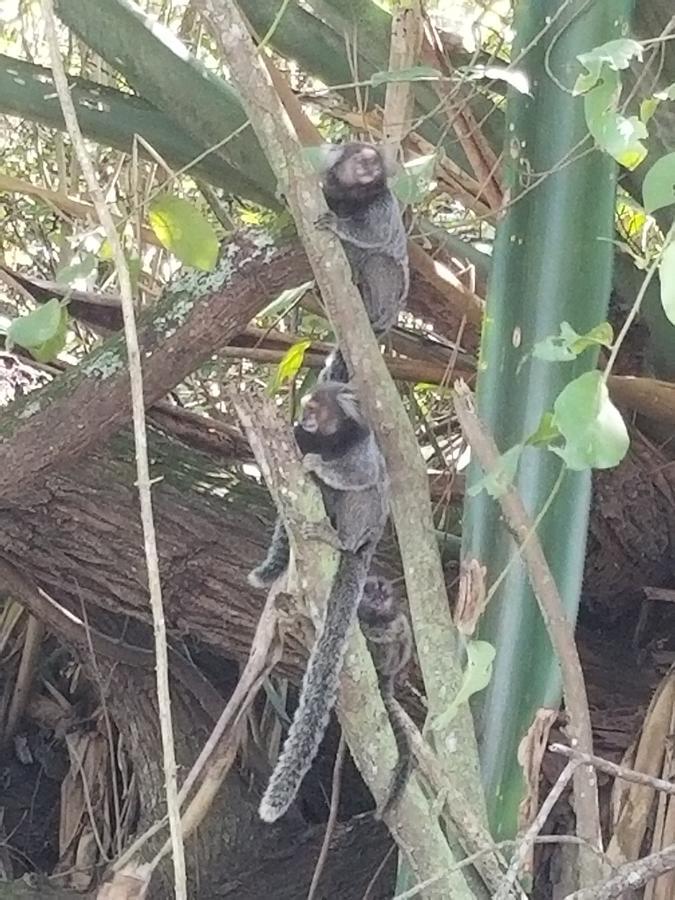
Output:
[251, 382, 389, 823]
[316, 142, 409, 383]
[358, 575, 413, 818]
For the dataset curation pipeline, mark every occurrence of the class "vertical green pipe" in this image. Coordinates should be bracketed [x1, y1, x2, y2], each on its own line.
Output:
[462, 0, 633, 839]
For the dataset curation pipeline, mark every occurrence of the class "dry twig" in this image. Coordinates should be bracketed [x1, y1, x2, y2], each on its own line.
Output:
[551, 743, 675, 798]
[494, 761, 579, 899]
[41, 1, 187, 894]
[564, 844, 675, 900]
[307, 736, 347, 900]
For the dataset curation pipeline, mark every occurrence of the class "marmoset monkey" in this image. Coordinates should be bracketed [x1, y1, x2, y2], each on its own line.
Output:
[252, 383, 389, 823]
[358, 576, 413, 818]
[316, 142, 409, 383]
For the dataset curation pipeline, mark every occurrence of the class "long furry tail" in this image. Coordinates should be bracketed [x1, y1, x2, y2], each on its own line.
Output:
[248, 517, 289, 588]
[376, 687, 413, 819]
[259, 551, 369, 822]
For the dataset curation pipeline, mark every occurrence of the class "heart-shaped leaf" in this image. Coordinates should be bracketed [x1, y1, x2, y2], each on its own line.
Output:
[642, 152, 675, 214]
[551, 371, 629, 470]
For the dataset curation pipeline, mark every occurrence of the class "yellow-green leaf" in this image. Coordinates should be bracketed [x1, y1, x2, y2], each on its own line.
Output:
[148, 195, 218, 271]
[268, 339, 312, 395]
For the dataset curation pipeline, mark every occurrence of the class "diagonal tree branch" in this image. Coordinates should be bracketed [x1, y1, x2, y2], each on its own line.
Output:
[0, 239, 308, 502]
[200, 0, 485, 830]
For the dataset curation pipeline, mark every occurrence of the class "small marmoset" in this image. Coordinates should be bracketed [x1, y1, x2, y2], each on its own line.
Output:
[250, 382, 389, 823]
[358, 575, 413, 819]
[316, 142, 409, 383]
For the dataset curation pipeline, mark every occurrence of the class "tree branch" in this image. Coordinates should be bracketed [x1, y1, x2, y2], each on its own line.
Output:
[564, 844, 675, 900]
[198, 3, 491, 893]
[0, 239, 308, 502]
[200, 0, 485, 834]
[550, 743, 675, 797]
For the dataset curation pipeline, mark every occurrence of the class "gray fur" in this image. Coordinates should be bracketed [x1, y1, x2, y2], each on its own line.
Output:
[316, 142, 409, 384]
[258, 384, 388, 822]
[358, 576, 413, 819]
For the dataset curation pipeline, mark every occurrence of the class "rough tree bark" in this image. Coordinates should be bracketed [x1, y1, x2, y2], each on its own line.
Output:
[0, 429, 397, 898]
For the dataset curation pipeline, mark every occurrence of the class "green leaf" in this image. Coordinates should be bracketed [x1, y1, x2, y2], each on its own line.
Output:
[261, 678, 292, 726]
[583, 64, 621, 134]
[7, 298, 68, 363]
[391, 153, 436, 205]
[148, 195, 219, 271]
[371, 65, 441, 86]
[414, 382, 452, 395]
[268, 339, 312, 395]
[433, 641, 496, 730]
[642, 152, 675, 214]
[576, 38, 643, 93]
[602, 115, 648, 170]
[127, 256, 141, 292]
[640, 97, 660, 124]
[582, 65, 646, 169]
[655, 82, 675, 101]
[659, 240, 675, 326]
[55, 252, 97, 287]
[533, 321, 613, 361]
[98, 239, 114, 261]
[526, 412, 561, 448]
[468, 444, 522, 499]
[99, 242, 141, 290]
[551, 371, 629, 470]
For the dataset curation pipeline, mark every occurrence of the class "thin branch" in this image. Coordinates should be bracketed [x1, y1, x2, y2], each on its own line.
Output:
[307, 735, 347, 900]
[453, 383, 602, 857]
[494, 760, 579, 900]
[2, 614, 44, 748]
[0, 172, 160, 245]
[400, 708, 518, 897]
[550, 744, 675, 797]
[564, 844, 675, 900]
[41, 2, 186, 894]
